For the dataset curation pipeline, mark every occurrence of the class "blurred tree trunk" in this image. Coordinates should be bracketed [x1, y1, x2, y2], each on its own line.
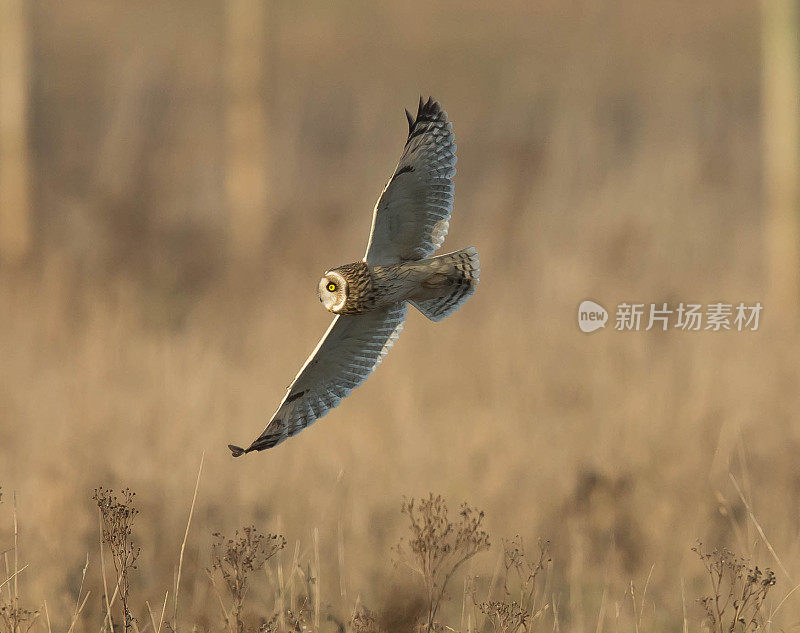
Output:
[762, 0, 800, 325]
[225, 0, 270, 264]
[0, 0, 32, 264]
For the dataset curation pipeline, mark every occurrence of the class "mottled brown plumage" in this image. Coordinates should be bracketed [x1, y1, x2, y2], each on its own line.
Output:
[326, 262, 377, 314]
[325, 253, 479, 317]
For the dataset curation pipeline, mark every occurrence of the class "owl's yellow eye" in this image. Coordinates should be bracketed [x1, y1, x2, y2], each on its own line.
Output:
[327, 282, 337, 292]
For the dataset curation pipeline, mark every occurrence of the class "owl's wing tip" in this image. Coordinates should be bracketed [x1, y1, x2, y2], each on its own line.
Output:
[405, 108, 414, 132]
[228, 444, 247, 458]
[229, 437, 277, 456]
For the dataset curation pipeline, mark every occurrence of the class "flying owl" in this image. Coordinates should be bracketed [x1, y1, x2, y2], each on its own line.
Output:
[228, 97, 479, 456]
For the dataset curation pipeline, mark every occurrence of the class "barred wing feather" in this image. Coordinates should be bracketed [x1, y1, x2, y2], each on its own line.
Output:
[364, 97, 457, 265]
[229, 302, 408, 454]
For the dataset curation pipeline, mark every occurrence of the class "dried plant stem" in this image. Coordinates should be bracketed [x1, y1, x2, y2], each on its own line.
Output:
[680, 578, 688, 633]
[0, 564, 27, 592]
[173, 452, 204, 631]
[66, 592, 91, 633]
[276, 552, 286, 632]
[12, 494, 17, 619]
[768, 581, 800, 623]
[43, 601, 51, 633]
[728, 472, 792, 582]
[313, 527, 320, 630]
[208, 526, 285, 633]
[99, 509, 116, 633]
[74, 555, 89, 621]
[157, 591, 168, 633]
[395, 494, 490, 632]
[94, 488, 140, 632]
[146, 592, 168, 633]
[145, 602, 157, 633]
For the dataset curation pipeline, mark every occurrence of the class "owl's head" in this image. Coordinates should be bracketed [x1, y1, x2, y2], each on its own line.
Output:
[318, 270, 348, 313]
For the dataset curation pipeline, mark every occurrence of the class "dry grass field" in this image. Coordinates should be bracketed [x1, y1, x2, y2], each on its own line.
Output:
[1, 0, 799, 631]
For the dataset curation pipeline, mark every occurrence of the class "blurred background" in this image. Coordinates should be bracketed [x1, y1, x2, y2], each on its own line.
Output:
[1, 0, 800, 630]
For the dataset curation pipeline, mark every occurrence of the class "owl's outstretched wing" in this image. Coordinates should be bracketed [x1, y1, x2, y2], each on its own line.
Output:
[364, 97, 457, 265]
[228, 302, 408, 454]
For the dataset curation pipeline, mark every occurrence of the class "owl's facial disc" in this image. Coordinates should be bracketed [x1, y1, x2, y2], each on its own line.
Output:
[318, 271, 347, 313]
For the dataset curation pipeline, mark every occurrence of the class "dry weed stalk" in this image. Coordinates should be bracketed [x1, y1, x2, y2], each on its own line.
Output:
[395, 494, 490, 632]
[172, 451, 204, 632]
[93, 487, 141, 632]
[208, 526, 286, 633]
[349, 606, 382, 633]
[478, 536, 551, 633]
[478, 601, 529, 633]
[0, 584, 37, 633]
[693, 542, 776, 633]
[0, 488, 39, 633]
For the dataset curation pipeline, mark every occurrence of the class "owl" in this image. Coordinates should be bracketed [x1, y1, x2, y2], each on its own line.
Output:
[228, 97, 479, 456]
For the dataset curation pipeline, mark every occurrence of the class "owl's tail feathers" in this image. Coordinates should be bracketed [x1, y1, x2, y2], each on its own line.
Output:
[410, 246, 480, 322]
